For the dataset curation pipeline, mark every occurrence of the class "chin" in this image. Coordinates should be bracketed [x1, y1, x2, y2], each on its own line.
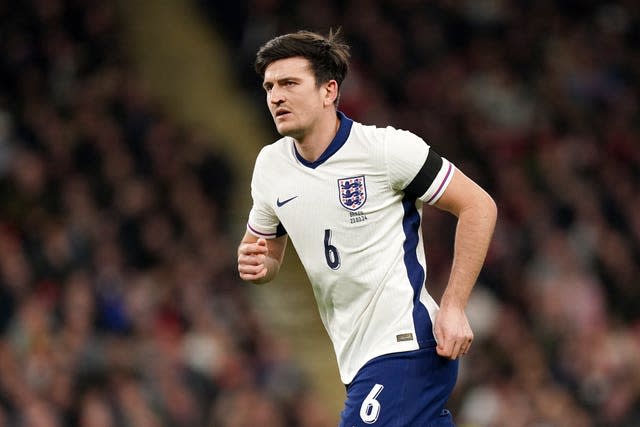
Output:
[276, 124, 301, 138]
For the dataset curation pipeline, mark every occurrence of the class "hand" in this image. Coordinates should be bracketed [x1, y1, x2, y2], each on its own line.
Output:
[434, 305, 473, 360]
[237, 238, 269, 281]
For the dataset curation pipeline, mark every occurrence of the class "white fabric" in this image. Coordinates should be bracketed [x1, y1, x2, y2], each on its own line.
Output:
[247, 116, 454, 383]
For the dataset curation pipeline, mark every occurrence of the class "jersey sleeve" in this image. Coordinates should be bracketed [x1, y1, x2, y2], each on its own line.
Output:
[385, 127, 454, 205]
[247, 149, 287, 239]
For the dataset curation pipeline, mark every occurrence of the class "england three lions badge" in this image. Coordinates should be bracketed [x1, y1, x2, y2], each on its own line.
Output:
[338, 175, 367, 211]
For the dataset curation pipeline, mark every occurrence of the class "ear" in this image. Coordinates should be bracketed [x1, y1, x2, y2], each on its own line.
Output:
[323, 80, 339, 106]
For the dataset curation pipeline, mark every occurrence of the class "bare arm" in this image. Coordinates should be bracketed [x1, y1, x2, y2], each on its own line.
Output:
[432, 168, 497, 359]
[237, 231, 288, 284]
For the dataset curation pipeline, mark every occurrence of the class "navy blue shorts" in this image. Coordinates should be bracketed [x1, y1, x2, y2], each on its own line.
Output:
[339, 347, 458, 427]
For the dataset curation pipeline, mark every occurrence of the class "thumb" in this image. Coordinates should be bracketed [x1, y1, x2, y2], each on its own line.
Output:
[256, 238, 269, 253]
[435, 328, 449, 357]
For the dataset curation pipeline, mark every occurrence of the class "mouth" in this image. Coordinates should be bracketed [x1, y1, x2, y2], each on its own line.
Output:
[274, 109, 291, 119]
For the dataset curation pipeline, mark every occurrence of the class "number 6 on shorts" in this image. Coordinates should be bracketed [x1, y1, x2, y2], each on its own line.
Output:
[360, 383, 384, 424]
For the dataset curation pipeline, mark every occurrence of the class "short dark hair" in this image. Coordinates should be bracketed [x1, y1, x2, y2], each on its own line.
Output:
[255, 29, 350, 93]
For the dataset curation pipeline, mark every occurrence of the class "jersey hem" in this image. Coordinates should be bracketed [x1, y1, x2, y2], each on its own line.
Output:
[340, 339, 438, 384]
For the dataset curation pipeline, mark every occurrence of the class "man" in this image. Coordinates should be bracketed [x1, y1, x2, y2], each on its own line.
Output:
[237, 29, 497, 426]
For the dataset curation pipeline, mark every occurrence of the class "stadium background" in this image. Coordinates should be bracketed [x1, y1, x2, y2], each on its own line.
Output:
[0, 0, 638, 426]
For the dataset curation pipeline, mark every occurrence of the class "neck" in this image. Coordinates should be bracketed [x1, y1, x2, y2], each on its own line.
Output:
[294, 112, 340, 162]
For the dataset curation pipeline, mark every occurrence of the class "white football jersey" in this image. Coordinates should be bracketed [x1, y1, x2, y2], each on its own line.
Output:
[247, 112, 454, 384]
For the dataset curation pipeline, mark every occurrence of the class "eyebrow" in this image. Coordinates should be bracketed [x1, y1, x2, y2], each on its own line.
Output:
[262, 76, 301, 89]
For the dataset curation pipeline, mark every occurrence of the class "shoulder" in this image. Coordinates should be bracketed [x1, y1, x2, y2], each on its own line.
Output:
[255, 137, 291, 165]
[383, 125, 426, 146]
[250, 138, 292, 186]
[351, 121, 425, 147]
[259, 136, 289, 155]
[348, 121, 397, 150]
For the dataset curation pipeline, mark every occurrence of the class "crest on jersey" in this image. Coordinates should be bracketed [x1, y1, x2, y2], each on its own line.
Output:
[338, 175, 367, 211]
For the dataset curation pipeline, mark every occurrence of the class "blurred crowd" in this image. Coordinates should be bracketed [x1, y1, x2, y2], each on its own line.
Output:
[0, 1, 333, 426]
[202, 0, 640, 426]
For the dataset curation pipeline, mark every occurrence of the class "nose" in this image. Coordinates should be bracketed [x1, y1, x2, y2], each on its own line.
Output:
[269, 86, 285, 105]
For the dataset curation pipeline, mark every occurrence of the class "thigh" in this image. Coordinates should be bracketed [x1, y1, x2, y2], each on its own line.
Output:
[339, 347, 458, 427]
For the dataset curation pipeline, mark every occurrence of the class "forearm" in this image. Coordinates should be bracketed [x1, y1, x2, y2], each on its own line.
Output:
[441, 192, 497, 309]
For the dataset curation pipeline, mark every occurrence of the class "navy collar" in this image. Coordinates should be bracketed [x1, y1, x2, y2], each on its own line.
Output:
[293, 111, 353, 169]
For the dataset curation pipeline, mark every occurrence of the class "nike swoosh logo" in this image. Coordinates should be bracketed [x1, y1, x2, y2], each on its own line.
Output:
[276, 196, 298, 207]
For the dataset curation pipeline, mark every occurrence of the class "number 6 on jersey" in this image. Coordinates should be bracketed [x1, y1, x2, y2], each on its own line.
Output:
[360, 383, 384, 424]
[324, 229, 341, 269]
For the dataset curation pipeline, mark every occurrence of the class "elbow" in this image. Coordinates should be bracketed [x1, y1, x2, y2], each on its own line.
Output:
[481, 191, 498, 228]
[487, 193, 498, 222]
[462, 189, 497, 229]
[482, 194, 498, 239]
